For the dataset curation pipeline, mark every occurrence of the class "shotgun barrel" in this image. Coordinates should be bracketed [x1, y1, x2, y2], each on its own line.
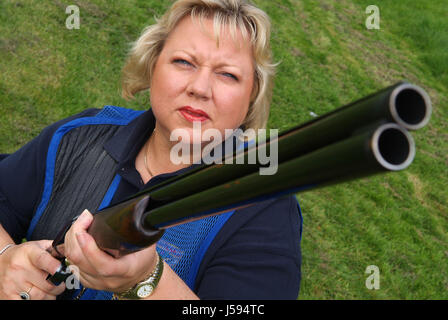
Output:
[143, 123, 415, 229]
[83, 81, 431, 257]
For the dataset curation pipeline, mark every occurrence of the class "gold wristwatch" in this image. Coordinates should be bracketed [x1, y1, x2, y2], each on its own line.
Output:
[114, 253, 164, 300]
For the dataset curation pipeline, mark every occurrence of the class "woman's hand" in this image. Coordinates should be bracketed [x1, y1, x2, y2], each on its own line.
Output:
[0, 240, 66, 300]
[63, 210, 158, 293]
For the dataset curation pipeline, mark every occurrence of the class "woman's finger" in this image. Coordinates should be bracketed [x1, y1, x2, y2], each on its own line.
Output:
[64, 210, 95, 271]
[65, 210, 127, 277]
[76, 231, 126, 277]
[21, 282, 59, 300]
[21, 246, 66, 295]
[71, 210, 94, 232]
[29, 246, 63, 276]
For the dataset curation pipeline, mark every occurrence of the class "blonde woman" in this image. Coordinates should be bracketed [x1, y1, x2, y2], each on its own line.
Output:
[0, 0, 302, 300]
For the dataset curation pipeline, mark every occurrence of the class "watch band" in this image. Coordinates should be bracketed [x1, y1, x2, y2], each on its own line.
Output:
[114, 253, 164, 300]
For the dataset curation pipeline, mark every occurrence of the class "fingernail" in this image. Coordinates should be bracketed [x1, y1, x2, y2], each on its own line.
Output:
[80, 209, 90, 219]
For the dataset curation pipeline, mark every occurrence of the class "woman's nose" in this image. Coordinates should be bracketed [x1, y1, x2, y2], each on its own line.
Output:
[186, 68, 212, 100]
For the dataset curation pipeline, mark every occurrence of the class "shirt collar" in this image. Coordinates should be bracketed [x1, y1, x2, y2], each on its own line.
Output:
[103, 108, 156, 164]
[102, 107, 248, 188]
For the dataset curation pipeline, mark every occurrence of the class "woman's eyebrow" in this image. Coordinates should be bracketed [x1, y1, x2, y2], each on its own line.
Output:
[172, 50, 243, 70]
[173, 50, 197, 61]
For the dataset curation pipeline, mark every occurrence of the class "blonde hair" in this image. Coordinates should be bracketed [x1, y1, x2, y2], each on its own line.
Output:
[121, 0, 276, 131]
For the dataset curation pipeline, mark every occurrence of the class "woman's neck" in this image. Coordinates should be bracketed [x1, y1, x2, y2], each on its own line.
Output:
[143, 126, 203, 181]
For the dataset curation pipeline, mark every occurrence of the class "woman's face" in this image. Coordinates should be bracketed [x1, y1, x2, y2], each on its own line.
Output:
[150, 15, 255, 145]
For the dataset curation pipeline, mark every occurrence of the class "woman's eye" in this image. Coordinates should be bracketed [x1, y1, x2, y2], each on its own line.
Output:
[221, 72, 238, 81]
[173, 59, 192, 67]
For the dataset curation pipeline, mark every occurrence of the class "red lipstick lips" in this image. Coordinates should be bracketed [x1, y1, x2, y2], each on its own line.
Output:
[179, 106, 210, 122]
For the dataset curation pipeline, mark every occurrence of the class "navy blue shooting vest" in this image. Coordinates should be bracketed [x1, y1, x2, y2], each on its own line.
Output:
[25, 106, 236, 299]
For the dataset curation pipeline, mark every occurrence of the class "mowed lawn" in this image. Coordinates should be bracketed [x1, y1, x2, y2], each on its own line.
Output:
[0, 0, 447, 299]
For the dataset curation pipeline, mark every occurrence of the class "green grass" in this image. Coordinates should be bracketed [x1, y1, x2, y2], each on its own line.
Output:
[0, 0, 447, 299]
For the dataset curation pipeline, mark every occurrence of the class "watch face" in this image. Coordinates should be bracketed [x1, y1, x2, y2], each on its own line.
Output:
[136, 284, 154, 298]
